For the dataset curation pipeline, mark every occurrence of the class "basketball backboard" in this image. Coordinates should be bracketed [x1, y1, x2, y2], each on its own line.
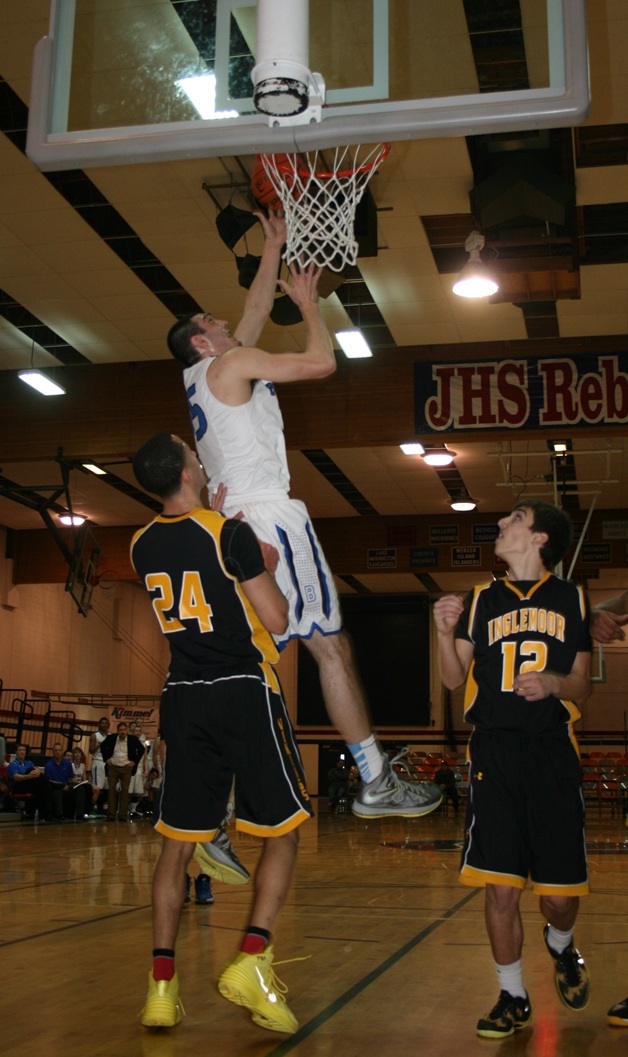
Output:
[26, 0, 589, 171]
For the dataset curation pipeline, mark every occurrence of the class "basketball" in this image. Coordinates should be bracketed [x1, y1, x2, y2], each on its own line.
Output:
[251, 155, 286, 212]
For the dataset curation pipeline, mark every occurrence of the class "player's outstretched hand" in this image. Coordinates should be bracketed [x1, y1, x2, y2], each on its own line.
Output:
[254, 208, 286, 248]
[276, 261, 322, 309]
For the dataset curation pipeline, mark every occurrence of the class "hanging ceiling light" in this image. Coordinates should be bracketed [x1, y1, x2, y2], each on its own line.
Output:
[422, 446, 457, 467]
[18, 369, 65, 396]
[452, 230, 499, 298]
[58, 513, 86, 526]
[335, 329, 373, 359]
[450, 494, 477, 512]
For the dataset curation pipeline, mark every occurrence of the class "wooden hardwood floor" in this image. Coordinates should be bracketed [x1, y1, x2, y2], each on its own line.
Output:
[2, 803, 628, 1056]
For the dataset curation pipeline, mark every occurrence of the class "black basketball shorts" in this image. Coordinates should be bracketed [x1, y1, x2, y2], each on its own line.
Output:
[155, 666, 313, 842]
[460, 727, 589, 895]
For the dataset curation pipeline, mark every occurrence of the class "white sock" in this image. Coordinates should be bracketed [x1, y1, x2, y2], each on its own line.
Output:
[347, 735, 384, 783]
[546, 924, 573, 955]
[495, 959, 526, 999]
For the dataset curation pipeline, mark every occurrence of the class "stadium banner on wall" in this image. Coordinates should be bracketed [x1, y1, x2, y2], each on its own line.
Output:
[602, 520, 628, 540]
[472, 523, 500, 543]
[582, 543, 612, 563]
[451, 546, 481, 567]
[108, 705, 159, 740]
[367, 548, 397, 569]
[414, 353, 628, 433]
[430, 524, 459, 544]
[409, 546, 439, 568]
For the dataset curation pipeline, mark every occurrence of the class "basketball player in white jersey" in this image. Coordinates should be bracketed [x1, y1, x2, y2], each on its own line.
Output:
[88, 715, 110, 814]
[167, 211, 440, 819]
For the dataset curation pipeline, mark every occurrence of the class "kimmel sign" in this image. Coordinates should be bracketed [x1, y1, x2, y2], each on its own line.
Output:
[414, 354, 628, 433]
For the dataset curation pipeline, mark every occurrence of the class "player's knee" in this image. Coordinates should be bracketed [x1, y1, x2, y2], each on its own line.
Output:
[283, 827, 300, 850]
[486, 883, 521, 911]
[307, 627, 353, 665]
[541, 893, 578, 919]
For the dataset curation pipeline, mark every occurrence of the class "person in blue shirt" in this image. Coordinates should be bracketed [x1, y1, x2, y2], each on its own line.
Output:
[44, 742, 91, 820]
[7, 743, 52, 820]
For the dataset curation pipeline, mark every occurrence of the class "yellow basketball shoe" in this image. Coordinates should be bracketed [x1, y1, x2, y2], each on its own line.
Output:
[217, 946, 298, 1034]
[140, 972, 185, 1028]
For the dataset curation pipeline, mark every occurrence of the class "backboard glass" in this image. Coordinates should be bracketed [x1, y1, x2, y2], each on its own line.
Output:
[26, 0, 589, 171]
[65, 523, 101, 617]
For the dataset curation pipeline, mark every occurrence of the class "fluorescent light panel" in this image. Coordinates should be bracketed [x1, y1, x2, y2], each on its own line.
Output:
[18, 370, 65, 396]
[335, 329, 373, 359]
[400, 442, 425, 455]
[82, 463, 107, 475]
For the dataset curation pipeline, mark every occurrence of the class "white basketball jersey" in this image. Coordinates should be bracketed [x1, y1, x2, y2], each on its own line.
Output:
[184, 359, 290, 511]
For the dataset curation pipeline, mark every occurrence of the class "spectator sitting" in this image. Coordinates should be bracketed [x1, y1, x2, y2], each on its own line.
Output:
[7, 743, 53, 820]
[71, 747, 87, 779]
[0, 762, 10, 811]
[44, 742, 91, 820]
[434, 762, 459, 813]
[71, 747, 93, 804]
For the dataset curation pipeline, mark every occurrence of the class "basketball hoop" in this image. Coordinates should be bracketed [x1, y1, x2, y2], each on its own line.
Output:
[260, 144, 390, 272]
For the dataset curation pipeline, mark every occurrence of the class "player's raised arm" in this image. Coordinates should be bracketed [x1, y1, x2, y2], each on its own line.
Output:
[234, 210, 286, 348]
[210, 263, 336, 398]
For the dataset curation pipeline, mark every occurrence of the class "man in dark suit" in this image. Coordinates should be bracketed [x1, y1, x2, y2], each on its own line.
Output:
[100, 722, 144, 820]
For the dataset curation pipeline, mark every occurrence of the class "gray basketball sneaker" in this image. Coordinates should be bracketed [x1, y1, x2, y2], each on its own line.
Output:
[194, 826, 251, 885]
[352, 753, 443, 818]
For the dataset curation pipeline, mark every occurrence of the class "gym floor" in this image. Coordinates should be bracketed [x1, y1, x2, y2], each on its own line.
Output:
[2, 803, 628, 1056]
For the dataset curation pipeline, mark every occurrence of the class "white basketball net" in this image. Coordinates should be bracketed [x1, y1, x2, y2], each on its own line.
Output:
[260, 144, 390, 272]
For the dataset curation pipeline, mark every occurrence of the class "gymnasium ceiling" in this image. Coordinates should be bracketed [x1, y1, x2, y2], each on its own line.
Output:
[1, 0, 628, 598]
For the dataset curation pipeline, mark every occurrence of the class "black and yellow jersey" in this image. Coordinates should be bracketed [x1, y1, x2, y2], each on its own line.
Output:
[130, 508, 278, 678]
[456, 573, 591, 733]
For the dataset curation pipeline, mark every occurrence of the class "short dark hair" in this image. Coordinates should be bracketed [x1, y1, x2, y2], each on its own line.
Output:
[132, 433, 186, 499]
[513, 499, 573, 570]
[167, 315, 205, 367]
